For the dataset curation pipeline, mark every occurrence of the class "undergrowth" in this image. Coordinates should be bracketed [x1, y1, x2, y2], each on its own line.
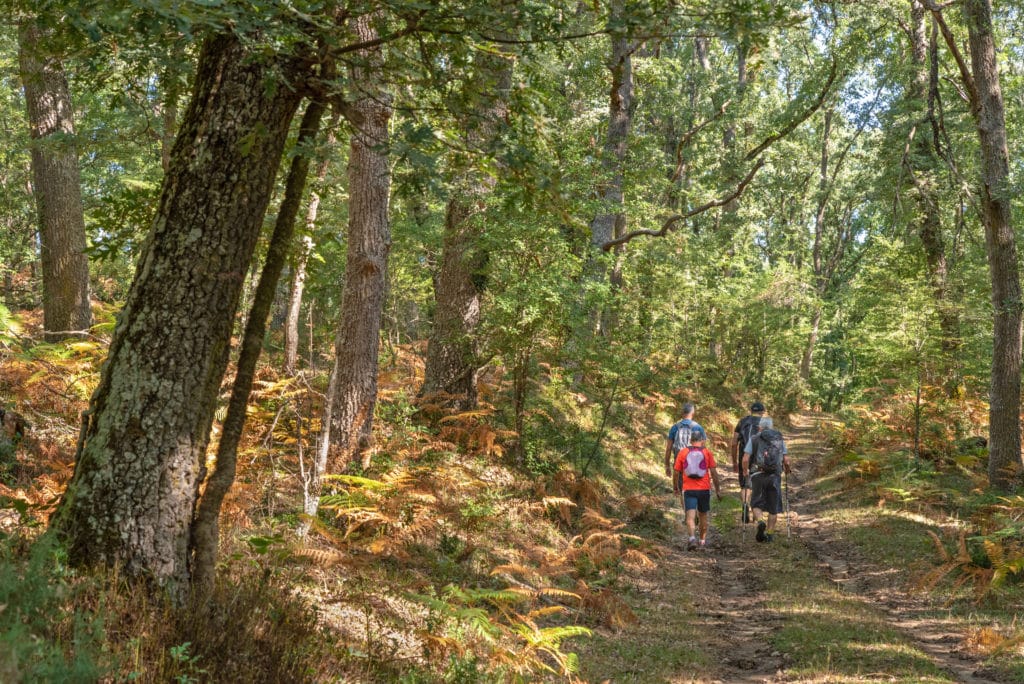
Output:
[823, 389, 1024, 678]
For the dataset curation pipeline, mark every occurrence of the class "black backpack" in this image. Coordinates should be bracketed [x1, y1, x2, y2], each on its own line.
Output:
[737, 415, 760, 451]
[754, 429, 785, 474]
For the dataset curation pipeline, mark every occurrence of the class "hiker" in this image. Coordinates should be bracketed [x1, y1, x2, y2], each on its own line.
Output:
[741, 416, 791, 543]
[673, 425, 722, 550]
[731, 401, 765, 523]
[665, 402, 697, 485]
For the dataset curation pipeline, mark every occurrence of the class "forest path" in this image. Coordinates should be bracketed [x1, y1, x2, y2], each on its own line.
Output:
[578, 412, 1003, 683]
[692, 411, 1000, 684]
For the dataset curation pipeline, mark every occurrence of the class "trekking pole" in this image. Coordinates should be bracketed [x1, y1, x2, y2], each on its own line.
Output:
[784, 470, 791, 538]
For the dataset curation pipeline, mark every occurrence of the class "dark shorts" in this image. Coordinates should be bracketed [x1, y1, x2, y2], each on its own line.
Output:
[750, 473, 782, 514]
[683, 490, 711, 513]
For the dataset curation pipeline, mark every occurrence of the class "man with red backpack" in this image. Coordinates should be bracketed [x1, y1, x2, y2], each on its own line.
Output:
[673, 425, 723, 551]
[741, 416, 791, 543]
[731, 401, 765, 524]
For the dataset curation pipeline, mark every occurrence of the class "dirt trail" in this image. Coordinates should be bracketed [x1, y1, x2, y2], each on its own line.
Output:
[649, 412, 1002, 684]
[780, 413, 1000, 684]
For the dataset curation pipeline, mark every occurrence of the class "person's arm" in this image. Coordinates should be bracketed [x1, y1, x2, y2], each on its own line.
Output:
[665, 438, 674, 478]
[730, 431, 740, 471]
[710, 465, 722, 500]
[742, 452, 751, 478]
[672, 453, 683, 494]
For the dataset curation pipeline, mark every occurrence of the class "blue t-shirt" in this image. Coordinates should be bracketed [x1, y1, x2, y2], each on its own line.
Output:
[668, 419, 699, 453]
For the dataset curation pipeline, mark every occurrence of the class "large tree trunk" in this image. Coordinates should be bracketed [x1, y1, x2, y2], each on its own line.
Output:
[420, 199, 487, 408]
[284, 112, 339, 376]
[587, 0, 633, 335]
[801, 109, 832, 381]
[50, 33, 306, 594]
[908, 2, 960, 391]
[420, 52, 512, 409]
[18, 19, 91, 340]
[323, 13, 392, 466]
[961, 0, 1023, 490]
[191, 98, 326, 593]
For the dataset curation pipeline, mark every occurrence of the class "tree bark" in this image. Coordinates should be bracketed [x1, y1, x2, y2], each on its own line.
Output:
[18, 19, 91, 340]
[961, 0, 1023, 489]
[285, 111, 340, 376]
[191, 98, 326, 593]
[421, 51, 512, 409]
[908, 3, 960, 391]
[50, 33, 306, 594]
[323, 13, 392, 466]
[587, 0, 634, 336]
[801, 109, 832, 380]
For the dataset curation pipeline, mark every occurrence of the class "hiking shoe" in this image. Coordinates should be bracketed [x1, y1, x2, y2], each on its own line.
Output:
[699, 539, 707, 550]
[687, 537, 697, 551]
[765, 533, 774, 543]
[756, 521, 767, 542]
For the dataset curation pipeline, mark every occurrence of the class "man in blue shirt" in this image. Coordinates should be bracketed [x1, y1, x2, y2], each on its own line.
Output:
[665, 402, 698, 487]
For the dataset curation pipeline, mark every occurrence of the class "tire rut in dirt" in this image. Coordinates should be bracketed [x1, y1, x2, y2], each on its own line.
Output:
[784, 414, 1006, 684]
[699, 531, 788, 682]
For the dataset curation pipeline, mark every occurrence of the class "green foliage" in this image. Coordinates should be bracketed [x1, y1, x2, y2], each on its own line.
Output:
[0, 536, 105, 682]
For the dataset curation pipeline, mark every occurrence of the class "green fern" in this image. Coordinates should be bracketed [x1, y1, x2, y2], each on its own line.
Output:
[321, 474, 390, 490]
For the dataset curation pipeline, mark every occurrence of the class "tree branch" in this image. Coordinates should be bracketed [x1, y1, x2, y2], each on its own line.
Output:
[601, 158, 765, 251]
[923, 2, 978, 109]
[744, 57, 839, 162]
[670, 100, 731, 183]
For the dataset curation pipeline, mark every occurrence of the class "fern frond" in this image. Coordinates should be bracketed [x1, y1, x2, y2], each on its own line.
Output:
[291, 547, 342, 566]
[622, 549, 656, 569]
[490, 564, 537, 579]
[526, 606, 568, 620]
[956, 531, 970, 562]
[321, 474, 390, 490]
[538, 587, 582, 601]
[439, 409, 493, 424]
[541, 497, 576, 509]
[926, 530, 949, 562]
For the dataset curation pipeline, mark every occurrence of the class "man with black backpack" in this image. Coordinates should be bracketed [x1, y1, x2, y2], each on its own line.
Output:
[741, 416, 791, 543]
[731, 401, 765, 524]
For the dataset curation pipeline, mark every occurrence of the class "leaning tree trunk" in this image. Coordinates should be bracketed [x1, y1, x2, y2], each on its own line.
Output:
[18, 19, 91, 340]
[284, 111, 340, 375]
[191, 98, 326, 593]
[961, 0, 1023, 490]
[420, 51, 512, 409]
[322, 13, 392, 466]
[50, 33, 306, 594]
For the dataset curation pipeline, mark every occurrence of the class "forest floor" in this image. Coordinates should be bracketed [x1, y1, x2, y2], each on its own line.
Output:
[576, 412, 1017, 684]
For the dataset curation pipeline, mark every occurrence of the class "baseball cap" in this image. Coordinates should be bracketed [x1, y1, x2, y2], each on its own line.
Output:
[751, 401, 765, 412]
